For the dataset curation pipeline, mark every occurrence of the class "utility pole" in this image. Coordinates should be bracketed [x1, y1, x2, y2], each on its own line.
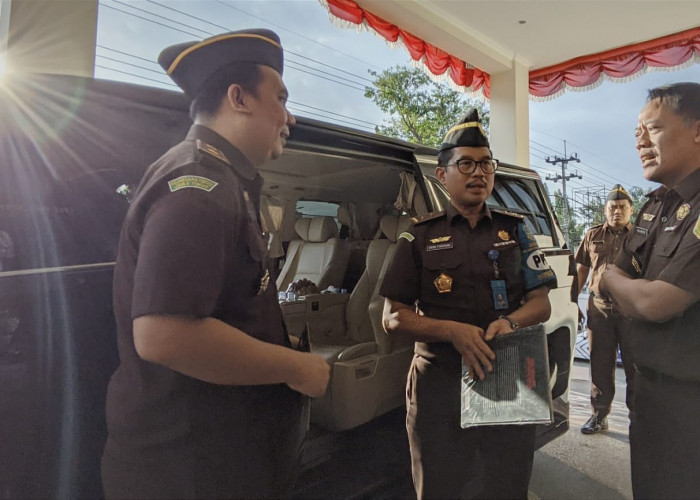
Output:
[545, 141, 582, 247]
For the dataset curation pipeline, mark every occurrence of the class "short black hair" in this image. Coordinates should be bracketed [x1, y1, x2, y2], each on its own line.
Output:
[647, 82, 700, 125]
[189, 62, 263, 120]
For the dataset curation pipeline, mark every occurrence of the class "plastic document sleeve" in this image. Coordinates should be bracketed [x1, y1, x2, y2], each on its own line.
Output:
[461, 324, 553, 428]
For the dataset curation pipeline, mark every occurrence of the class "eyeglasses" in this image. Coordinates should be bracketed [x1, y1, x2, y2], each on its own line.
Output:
[445, 158, 499, 175]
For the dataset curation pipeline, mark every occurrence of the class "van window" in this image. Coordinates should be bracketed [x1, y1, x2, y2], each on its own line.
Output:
[489, 177, 554, 247]
[296, 200, 341, 229]
[423, 175, 555, 248]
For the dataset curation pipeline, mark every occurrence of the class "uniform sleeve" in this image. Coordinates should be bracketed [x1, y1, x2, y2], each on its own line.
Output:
[574, 231, 590, 267]
[517, 222, 557, 291]
[614, 230, 642, 278]
[657, 215, 700, 297]
[131, 188, 229, 319]
[379, 230, 421, 306]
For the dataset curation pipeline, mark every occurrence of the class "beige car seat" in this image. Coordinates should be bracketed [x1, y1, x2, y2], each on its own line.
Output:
[276, 216, 350, 293]
[311, 214, 414, 431]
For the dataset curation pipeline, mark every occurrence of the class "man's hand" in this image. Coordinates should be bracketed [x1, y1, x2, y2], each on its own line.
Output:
[484, 317, 515, 341]
[449, 323, 495, 380]
[286, 352, 330, 398]
[600, 264, 629, 294]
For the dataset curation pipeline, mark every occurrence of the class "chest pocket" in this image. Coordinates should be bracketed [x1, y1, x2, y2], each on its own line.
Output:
[655, 226, 684, 258]
[592, 240, 606, 253]
[423, 246, 462, 272]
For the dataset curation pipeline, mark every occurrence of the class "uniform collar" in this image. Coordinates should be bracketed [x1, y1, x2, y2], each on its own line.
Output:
[674, 168, 700, 203]
[445, 202, 492, 224]
[603, 221, 632, 234]
[186, 124, 258, 181]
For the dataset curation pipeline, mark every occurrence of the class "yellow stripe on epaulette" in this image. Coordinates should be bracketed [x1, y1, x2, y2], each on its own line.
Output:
[197, 140, 230, 165]
[491, 208, 524, 219]
[410, 210, 446, 225]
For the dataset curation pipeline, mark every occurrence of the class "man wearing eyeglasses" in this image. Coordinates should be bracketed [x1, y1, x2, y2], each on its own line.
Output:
[381, 109, 556, 499]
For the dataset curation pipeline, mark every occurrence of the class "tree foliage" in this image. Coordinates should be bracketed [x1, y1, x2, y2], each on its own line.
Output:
[364, 65, 489, 147]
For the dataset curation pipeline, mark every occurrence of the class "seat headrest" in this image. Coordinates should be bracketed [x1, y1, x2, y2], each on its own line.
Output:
[307, 216, 338, 242]
[294, 218, 312, 241]
[379, 214, 412, 243]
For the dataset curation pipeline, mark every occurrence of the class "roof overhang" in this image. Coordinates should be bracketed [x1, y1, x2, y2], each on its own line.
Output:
[321, 0, 699, 99]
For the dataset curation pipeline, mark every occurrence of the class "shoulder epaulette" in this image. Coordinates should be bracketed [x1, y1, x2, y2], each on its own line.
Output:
[197, 139, 230, 165]
[491, 208, 524, 219]
[411, 210, 446, 225]
[589, 223, 604, 231]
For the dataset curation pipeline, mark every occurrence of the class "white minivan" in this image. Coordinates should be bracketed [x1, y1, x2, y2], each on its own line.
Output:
[0, 74, 577, 498]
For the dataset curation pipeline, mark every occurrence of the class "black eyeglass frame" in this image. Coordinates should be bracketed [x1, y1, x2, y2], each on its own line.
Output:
[444, 158, 499, 175]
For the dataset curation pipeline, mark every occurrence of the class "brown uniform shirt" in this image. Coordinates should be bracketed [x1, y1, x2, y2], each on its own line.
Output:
[380, 203, 556, 362]
[105, 125, 300, 495]
[575, 222, 632, 296]
[615, 168, 700, 381]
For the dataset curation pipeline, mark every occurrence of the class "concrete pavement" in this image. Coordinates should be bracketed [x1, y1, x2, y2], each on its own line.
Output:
[529, 362, 633, 499]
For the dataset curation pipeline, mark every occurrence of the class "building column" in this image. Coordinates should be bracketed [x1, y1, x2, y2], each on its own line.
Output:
[488, 57, 530, 167]
[4, 0, 98, 77]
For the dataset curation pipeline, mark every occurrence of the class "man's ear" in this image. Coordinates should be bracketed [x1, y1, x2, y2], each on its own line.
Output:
[435, 166, 447, 185]
[694, 119, 700, 144]
[225, 84, 252, 114]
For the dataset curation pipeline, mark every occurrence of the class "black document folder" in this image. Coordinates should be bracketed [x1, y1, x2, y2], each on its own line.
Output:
[461, 324, 553, 428]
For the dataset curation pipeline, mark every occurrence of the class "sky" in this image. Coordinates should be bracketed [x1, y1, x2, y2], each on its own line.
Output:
[94, 0, 700, 210]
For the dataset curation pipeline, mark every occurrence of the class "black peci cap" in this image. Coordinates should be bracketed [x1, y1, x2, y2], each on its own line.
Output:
[158, 29, 283, 98]
[607, 184, 632, 203]
[439, 108, 490, 152]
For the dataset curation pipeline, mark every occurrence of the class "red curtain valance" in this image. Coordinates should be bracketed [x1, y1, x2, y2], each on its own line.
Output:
[323, 0, 698, 100]
[530, 26, 700, 99]
[324, 0, 490, 97]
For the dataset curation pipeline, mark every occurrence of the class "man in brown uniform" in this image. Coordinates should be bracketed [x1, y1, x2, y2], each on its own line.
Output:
[380, 109, 556, 499]
[102, 30, 329, 499]
[574, 184, 635, 434]
[601, 82, 700, 499]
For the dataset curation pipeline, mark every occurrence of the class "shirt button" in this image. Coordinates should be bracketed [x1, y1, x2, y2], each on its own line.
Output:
[661, 216, 668, 223]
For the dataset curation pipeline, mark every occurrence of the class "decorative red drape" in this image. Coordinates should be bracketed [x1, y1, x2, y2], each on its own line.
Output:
[530, 27, 700, 99]
[324, 0, 698, 100]
[325, 0, 490, 97]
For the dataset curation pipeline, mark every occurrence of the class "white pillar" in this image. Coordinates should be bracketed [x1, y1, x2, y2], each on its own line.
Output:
[489, 57, 530, 167]
[5, 0, 97, 77]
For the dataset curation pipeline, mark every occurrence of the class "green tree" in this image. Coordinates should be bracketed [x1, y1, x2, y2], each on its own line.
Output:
[364, 65, 489, 147]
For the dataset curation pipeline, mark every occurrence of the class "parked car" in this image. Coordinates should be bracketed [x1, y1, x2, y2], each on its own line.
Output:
[0, 73, 577, 498]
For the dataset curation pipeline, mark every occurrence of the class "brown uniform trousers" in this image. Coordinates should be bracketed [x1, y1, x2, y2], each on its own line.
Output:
[587, 294, 635, 416]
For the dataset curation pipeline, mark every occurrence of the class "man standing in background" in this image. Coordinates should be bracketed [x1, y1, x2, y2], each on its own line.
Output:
[574, 185, 635, 434]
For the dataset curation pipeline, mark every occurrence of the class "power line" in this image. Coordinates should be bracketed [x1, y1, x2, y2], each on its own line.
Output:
[212, 0, 383, 73]
[96, 54, 165, 76]
[95, 64, 178, 87]
[104, 0, 375, 92]
[94, 59, 378, 130]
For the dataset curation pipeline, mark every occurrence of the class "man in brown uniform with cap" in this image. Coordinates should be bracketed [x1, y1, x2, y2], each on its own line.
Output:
[574, 184, 635, 434]
[380, 109, 557, 499]
[102, 29, 330, 499]
[601, 82, 700, 499]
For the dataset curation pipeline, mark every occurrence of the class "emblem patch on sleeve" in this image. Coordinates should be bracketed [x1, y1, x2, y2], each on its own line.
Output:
[168, 175, 219, 192]
[399, 232, 415, 242]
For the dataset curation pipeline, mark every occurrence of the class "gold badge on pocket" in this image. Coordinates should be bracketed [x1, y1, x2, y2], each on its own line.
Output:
[434, 273, 453, 293]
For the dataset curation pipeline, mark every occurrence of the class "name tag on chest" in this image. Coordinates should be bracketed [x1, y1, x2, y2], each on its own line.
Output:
[427, 242, 454, 252]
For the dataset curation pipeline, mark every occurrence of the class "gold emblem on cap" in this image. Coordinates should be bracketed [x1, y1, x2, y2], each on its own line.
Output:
[434, 273, 453, 294]
[429, 236, 452, 244]
[642, 213, 655, 222]
[676, 203, 690, 221]
[498, 230, 509, 241]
